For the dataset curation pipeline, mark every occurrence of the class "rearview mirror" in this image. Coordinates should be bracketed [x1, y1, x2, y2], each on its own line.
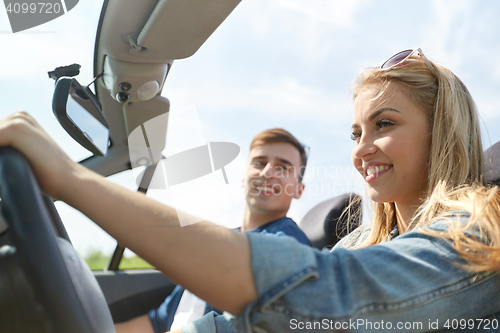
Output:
[52, 78, 109, 156]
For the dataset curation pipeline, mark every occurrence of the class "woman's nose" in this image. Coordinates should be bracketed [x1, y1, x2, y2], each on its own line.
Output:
[352, 135, 377, 160]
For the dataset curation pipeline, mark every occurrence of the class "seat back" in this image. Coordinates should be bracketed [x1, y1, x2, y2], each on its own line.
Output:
[484, 141, 500, 186]
[299, 193, 361, 249]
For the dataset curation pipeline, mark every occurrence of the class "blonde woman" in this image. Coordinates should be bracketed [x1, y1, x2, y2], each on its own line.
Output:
[2, 48, 500, 332]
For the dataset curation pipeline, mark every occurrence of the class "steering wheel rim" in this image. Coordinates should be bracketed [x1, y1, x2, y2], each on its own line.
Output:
[0, 147, 115, 333]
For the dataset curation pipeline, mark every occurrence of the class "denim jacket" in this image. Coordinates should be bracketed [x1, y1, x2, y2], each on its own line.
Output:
[183, 213, 500, 332]
[149, 217, 311, 333]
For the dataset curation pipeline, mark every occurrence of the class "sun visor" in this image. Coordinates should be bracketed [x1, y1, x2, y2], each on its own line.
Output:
[123, 95, 170, 137]
[136, 0, 241, 59]
[123, 96, 170, 169]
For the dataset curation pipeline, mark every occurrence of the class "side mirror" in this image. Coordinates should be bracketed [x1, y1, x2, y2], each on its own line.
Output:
[52, 78, 109, 156]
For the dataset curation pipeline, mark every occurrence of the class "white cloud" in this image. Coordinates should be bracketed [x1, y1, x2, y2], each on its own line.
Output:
[425, 0, 500, 71]
[0, 0, 101, 81]
[166, 78, 351, 124]
[238, 0, 368, 61]
[274, 0, 366, 27]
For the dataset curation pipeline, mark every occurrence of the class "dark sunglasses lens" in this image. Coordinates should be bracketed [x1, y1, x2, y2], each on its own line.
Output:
[381, 50, 413, 69]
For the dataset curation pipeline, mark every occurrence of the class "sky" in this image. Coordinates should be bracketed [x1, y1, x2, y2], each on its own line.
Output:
[1, 0, 500, 256]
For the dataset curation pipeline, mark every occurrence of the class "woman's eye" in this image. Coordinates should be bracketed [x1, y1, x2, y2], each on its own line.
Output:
[375, 119, 394, 129]
[351, 132, 361, 141]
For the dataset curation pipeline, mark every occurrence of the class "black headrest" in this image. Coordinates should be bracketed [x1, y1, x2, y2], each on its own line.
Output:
[299, 193, 362, 249]
[484, 141, 500, 186]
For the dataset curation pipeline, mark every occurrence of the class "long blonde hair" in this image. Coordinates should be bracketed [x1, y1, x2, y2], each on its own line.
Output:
[352, 56, 500, 271]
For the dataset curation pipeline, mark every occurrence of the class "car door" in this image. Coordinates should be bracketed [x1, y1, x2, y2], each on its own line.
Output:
[55, 169, 176, 323]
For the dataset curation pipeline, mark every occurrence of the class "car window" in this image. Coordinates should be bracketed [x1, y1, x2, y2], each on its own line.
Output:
[57, 169, 147, 270]
[118, 249, 155, 270]
[55, 200, 116, 270]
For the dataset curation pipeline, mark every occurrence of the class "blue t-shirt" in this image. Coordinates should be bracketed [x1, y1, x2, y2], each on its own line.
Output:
[148, 217, 311, 333]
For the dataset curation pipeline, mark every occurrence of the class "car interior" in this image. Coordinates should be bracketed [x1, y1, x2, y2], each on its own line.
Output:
[0, 1, 366, 332]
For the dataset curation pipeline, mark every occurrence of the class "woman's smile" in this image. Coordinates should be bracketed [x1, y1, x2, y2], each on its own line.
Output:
[364, 163, 393, 182]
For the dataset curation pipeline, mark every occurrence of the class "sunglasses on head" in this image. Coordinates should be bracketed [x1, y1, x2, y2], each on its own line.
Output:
[380, 47, 433, 70]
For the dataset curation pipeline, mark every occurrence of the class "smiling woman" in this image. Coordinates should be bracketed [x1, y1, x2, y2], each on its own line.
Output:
[351, 52, 484, 246]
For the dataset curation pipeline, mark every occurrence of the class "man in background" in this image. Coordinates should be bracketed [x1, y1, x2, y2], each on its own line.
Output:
[116, 128, 312, 333]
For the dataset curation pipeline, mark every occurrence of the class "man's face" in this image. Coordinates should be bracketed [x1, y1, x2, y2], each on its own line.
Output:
[243, 142, 305, 215]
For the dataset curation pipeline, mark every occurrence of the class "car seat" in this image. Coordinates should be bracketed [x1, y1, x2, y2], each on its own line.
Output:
[299, 193, 362, 250]
[484, 141, 500, 186]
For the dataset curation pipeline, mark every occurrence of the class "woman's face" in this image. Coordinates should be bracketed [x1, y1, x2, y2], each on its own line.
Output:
[351, 82, 432, 208]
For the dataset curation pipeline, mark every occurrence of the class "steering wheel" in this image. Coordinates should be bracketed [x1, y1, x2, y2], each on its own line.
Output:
[0, 147, 115, 333]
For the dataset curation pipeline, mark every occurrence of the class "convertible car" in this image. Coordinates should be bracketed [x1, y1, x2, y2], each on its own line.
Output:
[0, 1, 363, 331]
